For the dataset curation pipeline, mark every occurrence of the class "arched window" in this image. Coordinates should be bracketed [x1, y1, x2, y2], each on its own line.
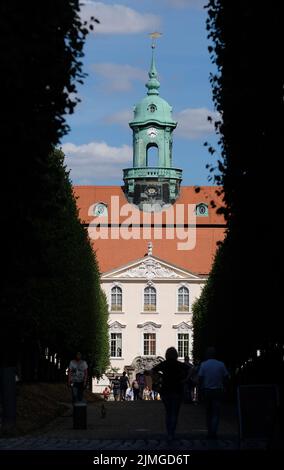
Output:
[146, 144, 159, 167]
[178, 286, 189, 312]
[111, 286, 122, 311]
[144, 286, 156, 312]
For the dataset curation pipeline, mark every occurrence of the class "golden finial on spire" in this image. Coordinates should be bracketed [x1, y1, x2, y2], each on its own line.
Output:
[149, 32, 162, 49]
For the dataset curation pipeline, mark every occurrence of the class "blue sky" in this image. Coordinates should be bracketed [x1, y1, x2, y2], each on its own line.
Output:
[62, 0, 219, 186]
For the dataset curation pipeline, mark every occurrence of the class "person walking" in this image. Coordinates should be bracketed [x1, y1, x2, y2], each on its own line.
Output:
[183, 355, 194, 404]
[137, 373, 145, 400]
[132, 379, 140, 400]
[119, 371, 130, 401]
[198, 347, 229, 439]
[152, 347, 189, 442]
[111, 376, 120, 401]
[68, 352, 88, 403]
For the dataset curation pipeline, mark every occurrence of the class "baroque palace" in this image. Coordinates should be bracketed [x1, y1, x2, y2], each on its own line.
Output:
[74, 43, 225, 379]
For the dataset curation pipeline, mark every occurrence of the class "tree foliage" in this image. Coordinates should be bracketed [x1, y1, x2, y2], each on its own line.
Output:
[0, 2, 109, 378]
[33, 148, 109, 375]
[193, 1, 284, 372]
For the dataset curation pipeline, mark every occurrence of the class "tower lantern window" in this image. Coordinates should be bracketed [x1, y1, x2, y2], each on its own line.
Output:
[148, 104, 157, 113]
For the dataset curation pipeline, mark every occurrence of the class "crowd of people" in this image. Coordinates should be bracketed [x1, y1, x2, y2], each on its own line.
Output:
[102, 371, 161, 402]
[102, 357, 200, 404]
[69, 347, 229, 442]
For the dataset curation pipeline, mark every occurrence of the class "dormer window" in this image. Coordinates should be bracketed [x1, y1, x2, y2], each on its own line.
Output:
[94, 202, 108, 217]
[196, 203, 209, 217]
[148, 104, 157, 113]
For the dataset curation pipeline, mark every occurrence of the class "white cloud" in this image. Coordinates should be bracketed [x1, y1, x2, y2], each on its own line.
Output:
[62, 141, 132, 183]
[105, 107, 219, 139]
[81, 1, 160, 34]
[93, 63, 146, 92]
[106, 109, 133, 125]
[175, 107, 220, 139]
[165, 0, 205, 8]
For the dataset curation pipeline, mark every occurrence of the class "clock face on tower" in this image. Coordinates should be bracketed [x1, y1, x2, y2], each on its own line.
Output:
[147, 127, 158, 138]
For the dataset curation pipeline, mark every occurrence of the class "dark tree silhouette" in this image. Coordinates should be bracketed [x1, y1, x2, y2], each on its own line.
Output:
[0, 1, 108, 380]
[193, 1, 284, 378]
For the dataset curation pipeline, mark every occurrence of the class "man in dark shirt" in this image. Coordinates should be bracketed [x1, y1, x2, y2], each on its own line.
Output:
[119, 371, 130, 401]
[152, 347, 189, 441]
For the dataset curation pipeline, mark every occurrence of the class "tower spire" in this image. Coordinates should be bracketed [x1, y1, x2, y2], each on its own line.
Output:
[124, 32, 182, 211]
[146, 32, 162, 96]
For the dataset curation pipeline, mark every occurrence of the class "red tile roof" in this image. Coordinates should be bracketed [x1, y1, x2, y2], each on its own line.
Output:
[74, 185, 226, 275]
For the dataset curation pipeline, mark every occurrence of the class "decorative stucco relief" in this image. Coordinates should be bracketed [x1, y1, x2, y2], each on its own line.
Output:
[117, 258, 182, 280]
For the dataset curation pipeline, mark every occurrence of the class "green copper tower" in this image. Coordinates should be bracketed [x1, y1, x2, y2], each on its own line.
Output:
[123, 37, 182, 210]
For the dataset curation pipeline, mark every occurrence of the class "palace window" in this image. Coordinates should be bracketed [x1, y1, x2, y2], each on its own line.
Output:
[196, 203, 209, 217]
[144, 286, 157, 311]
[178, 286, 189, 312]
[110, 333, 122, 358]
[143, 333, 156, 356]
[177, 333, 189, 358]
[111, 286, 122, 311]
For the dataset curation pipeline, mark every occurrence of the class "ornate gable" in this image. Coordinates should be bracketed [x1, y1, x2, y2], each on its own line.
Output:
[122, 257, 182, 280]
[102, 255, 203, 281]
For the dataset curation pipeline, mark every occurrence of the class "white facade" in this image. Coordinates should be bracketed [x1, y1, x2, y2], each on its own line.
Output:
[101, 251, 206, 378]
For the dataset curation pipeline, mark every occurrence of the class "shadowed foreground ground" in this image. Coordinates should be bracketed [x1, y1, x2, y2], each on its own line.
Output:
[0, 399, 249, 450]
[42, 400, 238, 440]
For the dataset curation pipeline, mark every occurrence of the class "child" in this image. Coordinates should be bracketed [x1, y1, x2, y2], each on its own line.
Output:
[143, 386, 150, 400]
[102, 386, 110, 401]
[125, 387, 133, 401]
